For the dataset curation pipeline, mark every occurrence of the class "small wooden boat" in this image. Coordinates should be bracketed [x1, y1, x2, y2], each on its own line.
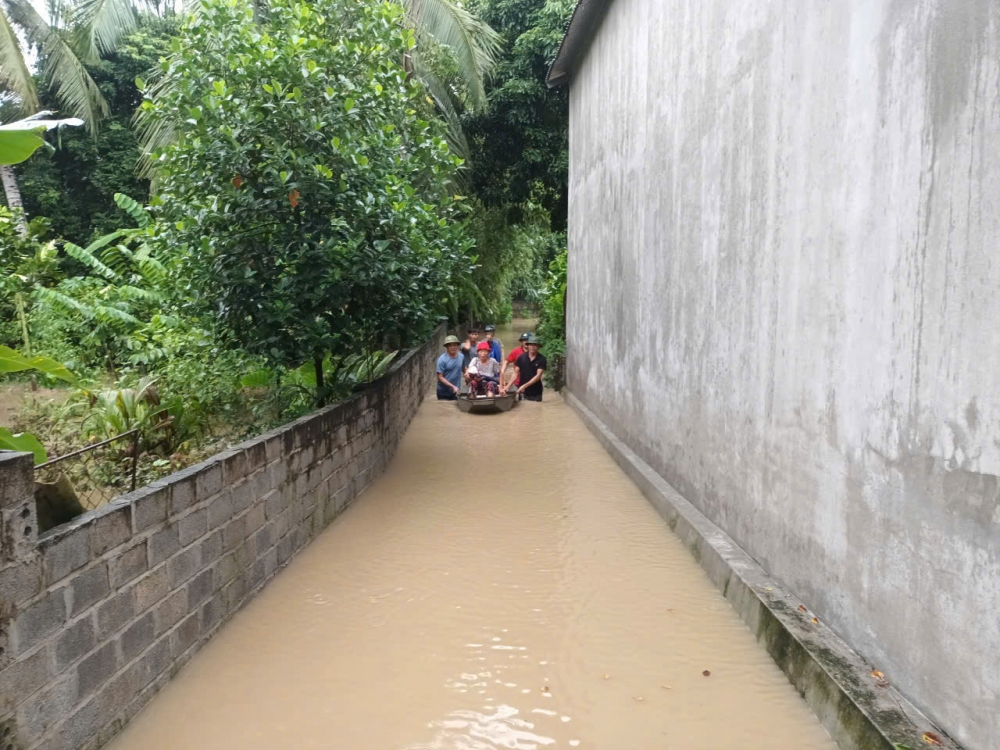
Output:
[456, 391, 518, 414]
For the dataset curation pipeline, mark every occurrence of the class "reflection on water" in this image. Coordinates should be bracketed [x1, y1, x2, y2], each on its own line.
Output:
[414, 704, 558, 750]
[108, 321, 834, 750]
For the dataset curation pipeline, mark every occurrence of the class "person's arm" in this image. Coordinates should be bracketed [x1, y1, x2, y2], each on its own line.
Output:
[521, 362, 544, 391]
[501, 349, 517, 382]
[501, 352, 513, 381]
[437, 372, 459, 393]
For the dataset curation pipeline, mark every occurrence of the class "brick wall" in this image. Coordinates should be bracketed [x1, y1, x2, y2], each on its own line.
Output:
[0, 325, 444, 750]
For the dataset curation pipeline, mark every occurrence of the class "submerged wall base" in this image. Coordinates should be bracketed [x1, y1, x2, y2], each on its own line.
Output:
[565, 390, 961, 750]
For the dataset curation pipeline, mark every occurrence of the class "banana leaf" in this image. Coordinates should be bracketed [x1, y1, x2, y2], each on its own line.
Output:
[0, 428, 47, 464]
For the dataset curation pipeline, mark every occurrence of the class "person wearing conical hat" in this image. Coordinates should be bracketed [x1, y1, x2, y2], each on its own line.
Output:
[436, 335, 464, 400]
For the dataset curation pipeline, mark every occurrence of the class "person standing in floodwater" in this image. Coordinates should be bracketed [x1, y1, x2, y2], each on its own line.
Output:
[483, 325, 503, 364]
[501, 332, 530, 389]
[460, 325, 480, 370]
[512, 334, 547, 402]
[436, 336, 464, 400]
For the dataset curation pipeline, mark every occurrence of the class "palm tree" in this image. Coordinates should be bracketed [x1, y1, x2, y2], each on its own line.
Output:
[0, 0, 140, 220]
[404, 0, 500, 159]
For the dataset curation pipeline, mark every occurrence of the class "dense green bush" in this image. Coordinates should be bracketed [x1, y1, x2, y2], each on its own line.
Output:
[536, 242, 566, 386]
[143, 0, 473, 405]
[0, 209, 59, 353]
[462, 202, 561, 322]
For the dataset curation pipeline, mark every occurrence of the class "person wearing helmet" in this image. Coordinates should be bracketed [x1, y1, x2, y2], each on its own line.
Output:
[465, 341, 502, 398]
[512, 334, 546, 402]
[460, 325, 481, 369]
[483, 324, 503, 364]
[436, 335, 464, 400]
[501, 332, 530, 389]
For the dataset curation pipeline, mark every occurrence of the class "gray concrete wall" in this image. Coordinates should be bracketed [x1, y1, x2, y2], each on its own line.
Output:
[566, 2, 1000, 748]
[0, 326, 444, 750]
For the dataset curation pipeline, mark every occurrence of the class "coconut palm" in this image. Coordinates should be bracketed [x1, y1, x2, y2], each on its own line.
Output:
[0, 0, 141, 216]
[405, 0, 499, 112]
[404, 0, 500, 160]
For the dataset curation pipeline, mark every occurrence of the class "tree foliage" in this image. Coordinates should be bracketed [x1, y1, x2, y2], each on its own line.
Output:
[13, 17, 178, 242]
[464, 0, 573, 230]
[144, 0, 473, 403]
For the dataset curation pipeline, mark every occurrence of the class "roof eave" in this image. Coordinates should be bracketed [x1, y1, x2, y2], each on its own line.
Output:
[545, 0, 616, 89]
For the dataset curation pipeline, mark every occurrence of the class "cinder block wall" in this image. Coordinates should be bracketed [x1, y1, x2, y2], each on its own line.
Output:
[0, 325, 444, 750]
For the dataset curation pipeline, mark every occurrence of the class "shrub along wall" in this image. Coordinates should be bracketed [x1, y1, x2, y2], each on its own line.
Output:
[0, 325, 445, 750]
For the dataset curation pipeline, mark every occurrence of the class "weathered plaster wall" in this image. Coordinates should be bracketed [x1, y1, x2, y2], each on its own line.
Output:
[0, 326, 444, 750]
[567, 2, 1000, 747]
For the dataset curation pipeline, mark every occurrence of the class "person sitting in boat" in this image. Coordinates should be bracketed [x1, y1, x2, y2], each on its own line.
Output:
[466, 341, 502, 398]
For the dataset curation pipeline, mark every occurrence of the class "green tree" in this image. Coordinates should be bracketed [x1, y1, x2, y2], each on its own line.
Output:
[464, 0, 573, 230]
[146, 0, 473, 406]
[0, 0, 143, 214]
[13, 16, 178, 243]
[136, 0, 500, 170]
[0, 205, 60, 350]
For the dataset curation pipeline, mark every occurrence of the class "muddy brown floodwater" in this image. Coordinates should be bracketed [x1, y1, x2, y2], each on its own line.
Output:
[109, 321, 835, 750]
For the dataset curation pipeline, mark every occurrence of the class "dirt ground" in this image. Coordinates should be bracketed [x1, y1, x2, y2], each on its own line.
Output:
[0, 383, 68, 428]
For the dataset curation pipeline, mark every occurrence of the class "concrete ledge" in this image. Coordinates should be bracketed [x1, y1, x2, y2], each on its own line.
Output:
[564, 390, 961, 750]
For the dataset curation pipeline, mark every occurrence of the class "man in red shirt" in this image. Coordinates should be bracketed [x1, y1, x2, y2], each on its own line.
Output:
[501, 332, 530, 389]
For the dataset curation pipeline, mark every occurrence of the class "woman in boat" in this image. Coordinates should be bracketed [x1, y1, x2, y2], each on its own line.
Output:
[466, 341, 502, 398]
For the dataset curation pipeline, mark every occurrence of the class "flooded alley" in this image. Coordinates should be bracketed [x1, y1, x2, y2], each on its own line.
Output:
[108, 324, 835, 750]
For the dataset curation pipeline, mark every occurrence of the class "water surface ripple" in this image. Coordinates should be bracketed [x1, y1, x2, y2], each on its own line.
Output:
[109, 322, 835, 750]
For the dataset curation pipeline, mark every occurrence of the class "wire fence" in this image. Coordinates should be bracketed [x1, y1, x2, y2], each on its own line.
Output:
[34, 429, 140, 514]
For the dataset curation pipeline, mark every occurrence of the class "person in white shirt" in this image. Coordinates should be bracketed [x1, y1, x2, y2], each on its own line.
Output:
[465, 341, 501, 397]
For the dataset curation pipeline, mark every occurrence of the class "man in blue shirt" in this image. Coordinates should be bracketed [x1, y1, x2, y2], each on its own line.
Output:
[483, 324, 503, 364]
[436, 335, 464, 400]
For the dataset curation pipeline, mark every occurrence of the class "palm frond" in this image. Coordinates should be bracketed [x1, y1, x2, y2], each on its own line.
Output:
[63, 240, 120, 280]
[92, 302, 141, 324]
[4, 0, 109, 133]
[35, 285, 93, 317]
[70, 0, 138, 63]
[81, 228, 124, 254]
[116, 284, 163, 303]
[0, 8, 38, 112]
[132, 66, 174, 179]
[411, 52, 469, 162]
[404, 0, 500, 112]
[114, 192, 151, 227]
